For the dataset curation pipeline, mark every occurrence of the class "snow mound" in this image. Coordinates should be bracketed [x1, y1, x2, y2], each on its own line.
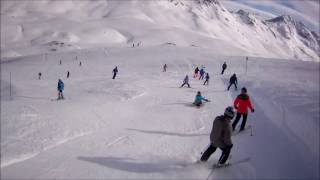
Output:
[79, 28, 127, 45]
[30, 31, 80, 45]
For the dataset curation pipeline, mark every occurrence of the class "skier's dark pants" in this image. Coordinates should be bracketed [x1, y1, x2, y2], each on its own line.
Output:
[180, 82, 190, 88]
[227, 82, 237, 90]
[58, 90, 64, 99]
[221, 68, 226, 74]
[112, 73, 117, 79]
[199, 74, 204, 80]
[200, 144, 233, 164]
[203, 79, 209, 85]
[232, 113, 248, 131]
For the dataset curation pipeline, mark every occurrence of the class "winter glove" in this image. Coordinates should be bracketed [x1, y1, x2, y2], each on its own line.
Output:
[252, 109, 255, 113]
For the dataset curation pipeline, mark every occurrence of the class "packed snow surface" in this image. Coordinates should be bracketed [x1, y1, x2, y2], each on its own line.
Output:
[1, 46, 319, 179]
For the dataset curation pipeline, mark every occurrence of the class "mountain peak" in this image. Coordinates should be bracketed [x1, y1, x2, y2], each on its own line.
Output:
[267, 15, 295, 25]
[195, 0, 221, 6]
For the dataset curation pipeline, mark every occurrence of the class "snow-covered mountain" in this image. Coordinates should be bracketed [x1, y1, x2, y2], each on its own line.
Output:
[1, 0, 319, 61]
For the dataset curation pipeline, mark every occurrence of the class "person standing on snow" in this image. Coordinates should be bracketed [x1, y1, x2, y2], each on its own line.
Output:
[203, 73, 210, 85]
[194, 67, 199, 78]
[67, 71, 70, 78]
[57, 79, 64, 99]
[200, 106, 235, 166]
[38, 72, 42, 80]
[227, 73, 237, 91]
[180, 75, 191, 88]
[193, 91, 209, 107]
[221, 62, 227, 75]
[199, 67, 205, 80]
[232, 87, 254, 131]
[163, 64, 167, 72]
[112, 66, 118, 79]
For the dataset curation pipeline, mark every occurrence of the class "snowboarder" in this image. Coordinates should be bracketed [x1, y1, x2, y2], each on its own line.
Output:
[180, 75, 191, 88]
[112, 66, 118, 79]
[67, 71, 70, 78]
[203, 73, 210, 85]
[227, 73, 237, 91]
[38, 72, 42, 80]
[163, 64, 167, 72]
[193, 91, 209, 107]
[199, 67, 205, 80]
[200, 106, 235, 166]
[194, 67, 199, 78]
[232, 87, 254, 132]
[221, 62, 227, 75]
[57, 79, 64, 99]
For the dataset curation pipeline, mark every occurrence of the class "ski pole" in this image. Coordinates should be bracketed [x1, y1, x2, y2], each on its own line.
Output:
[250, 125, 253, 136]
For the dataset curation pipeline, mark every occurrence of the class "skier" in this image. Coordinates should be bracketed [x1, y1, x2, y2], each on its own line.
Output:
[221, 62, 227, 75]
[193, 67, 199, 78]
[199, 67, 205, 80]
[67, 71, 70, 78]
[38, 72, 42, 80]
[193, 91, 209, 107]
[163, 64, 167, 72]
[79, 61, 82, 66]
[57, 79, 64, 99]
[227, 73, 237, 91]
[180, 75, 191, 88]
[232, 87, 254, 132]
[203, 73, 210, 85]
[200, 106, 235, 166]
[112, 66, 118, 79]
[60, 59, 62, 65]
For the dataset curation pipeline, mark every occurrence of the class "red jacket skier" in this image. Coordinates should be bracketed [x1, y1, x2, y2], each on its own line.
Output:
[232, 87, 254, 131]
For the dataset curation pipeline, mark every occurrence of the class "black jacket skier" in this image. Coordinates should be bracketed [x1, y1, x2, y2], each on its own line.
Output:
[227, 73, 237, 90]
[112, 66, 118, 79]
[221, 62, 227, 74]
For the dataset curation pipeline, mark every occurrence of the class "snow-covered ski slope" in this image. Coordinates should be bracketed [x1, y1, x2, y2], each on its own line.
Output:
[1, 46, 319, 179]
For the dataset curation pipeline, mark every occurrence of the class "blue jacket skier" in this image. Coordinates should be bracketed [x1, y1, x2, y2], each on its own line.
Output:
[199, 68, 205, 80]
[57, 79, 64, 99]
[193, 91, 209, 106]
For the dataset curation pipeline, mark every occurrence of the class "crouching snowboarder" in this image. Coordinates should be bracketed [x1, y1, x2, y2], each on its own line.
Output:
[57, 79, 64, 100]
[200, 106, 235, 167]
[193, 91, 209, 107]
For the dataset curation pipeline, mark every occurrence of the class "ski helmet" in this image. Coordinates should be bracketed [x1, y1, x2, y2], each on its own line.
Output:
[224, 106, 235, 119]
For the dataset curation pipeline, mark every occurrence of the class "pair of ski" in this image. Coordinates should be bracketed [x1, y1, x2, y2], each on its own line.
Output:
[232, 125, 252, 136]
[197, 156, 251, 170]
